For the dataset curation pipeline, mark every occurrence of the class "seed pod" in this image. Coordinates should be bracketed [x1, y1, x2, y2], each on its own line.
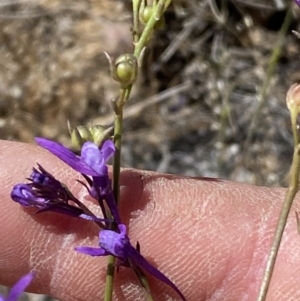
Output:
[113, 54, 138, 88]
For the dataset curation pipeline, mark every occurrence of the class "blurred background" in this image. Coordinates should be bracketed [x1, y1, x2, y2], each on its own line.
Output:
[1, 0, 300, 299]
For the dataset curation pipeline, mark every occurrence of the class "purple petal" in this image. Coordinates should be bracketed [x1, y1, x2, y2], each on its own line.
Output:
[6, 273, 34, 301]
[30, 165, 65, 191]
[101, 140, 115, 162]
[81, 142, 106, 175]
[11, 184, 34, 207]
[30, 168, 46, 184]
[11, 184, 51, 210]
[99, 224, 129, 258]
[0, 295, 5, 301]
[130, 250, 186, 301]
[75, 246, 108, 256]
[35, 138, 99, 176]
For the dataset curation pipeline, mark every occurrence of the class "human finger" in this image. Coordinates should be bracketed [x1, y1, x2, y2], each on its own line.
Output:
[0, 140, 299, 301]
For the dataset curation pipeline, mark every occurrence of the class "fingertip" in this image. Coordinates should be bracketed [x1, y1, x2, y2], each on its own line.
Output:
[3, 140, 300, 301]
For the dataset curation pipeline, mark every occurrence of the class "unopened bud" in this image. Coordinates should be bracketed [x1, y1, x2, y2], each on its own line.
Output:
[286, 83, 300, 114]
[68, 123, 112, 150]
[90, 125, 112, 146]
[70, 126, 93, 151]
[140, 6, 153, 24]
[113, 54, 138, 88]
[139, 5, 165, 29]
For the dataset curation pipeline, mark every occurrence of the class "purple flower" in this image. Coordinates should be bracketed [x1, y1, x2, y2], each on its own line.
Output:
[296, 0, 300, 7]
[11, 184, 40, 207]
[0, 273, 33, 301]
[35, 138, 121, 224]
[11, 166, 106, 224]
[75, 224, 186, 301]
[35, 138, 115, 177]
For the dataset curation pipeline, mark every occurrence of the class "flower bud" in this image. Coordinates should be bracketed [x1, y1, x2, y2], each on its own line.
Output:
[140, 6, 153, 24]
[113, 54, 138, 88]
[286, 83, 300, 114]
[90, 125, 112, 146]
[139, 5, 165, 29]
[70, 125, 93, 151]
[68, 122, 113, 150]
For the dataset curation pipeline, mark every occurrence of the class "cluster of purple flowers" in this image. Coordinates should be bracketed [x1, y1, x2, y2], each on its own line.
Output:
[11, 138, 186, 300]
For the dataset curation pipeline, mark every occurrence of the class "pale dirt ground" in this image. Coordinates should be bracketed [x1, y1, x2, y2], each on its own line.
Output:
[1, 0, 300, 300]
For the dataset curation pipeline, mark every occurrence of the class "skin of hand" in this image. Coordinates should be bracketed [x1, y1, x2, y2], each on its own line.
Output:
[0, 140, 300, 301]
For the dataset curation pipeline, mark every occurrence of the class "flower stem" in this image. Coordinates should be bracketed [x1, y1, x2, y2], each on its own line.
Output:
[113, 88, 126, 206]
[103, 88, 126, 301]
[103, 257, 115, 301]
[132, 0, 142, 43]
[103, 2, 171, 299]
[134, 0, 166, 58]
[256, 107, 300, 301]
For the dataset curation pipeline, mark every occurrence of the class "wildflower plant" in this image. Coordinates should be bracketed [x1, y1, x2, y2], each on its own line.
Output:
[10, 0, 186, 300]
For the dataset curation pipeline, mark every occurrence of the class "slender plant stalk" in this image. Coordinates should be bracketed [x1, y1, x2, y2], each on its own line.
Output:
[134, 0, 168, 57]
[103, 1, 171, 300]
[133, 0, 142, 44]
[103, 257, 115, 301]
[103, 88, 126, 301]
[113, 89, 126, 206]
[256, 108, 300, 301]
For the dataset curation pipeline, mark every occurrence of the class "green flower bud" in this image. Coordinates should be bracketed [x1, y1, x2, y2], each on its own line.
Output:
[68, 122, 113, 151]
[140, 6, 153, 24]
[70, 125, 93, 151]
[90, 125, 112, 146]
[139, 5, 165, 29]
[113, 54, 138, 88]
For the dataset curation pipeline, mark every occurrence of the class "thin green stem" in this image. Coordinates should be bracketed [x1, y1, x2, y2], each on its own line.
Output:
[113, 89, 126, 205]
[256, 108, 300, 301]
[103, 2, 171, 299]
[132, 0, 142, 43]
[103, 89, 126, 301]
[103, 257, 115, 301]
[134, 0, 167, 57]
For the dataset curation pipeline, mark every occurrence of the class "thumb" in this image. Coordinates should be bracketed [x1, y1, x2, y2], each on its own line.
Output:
[0, 140, 299, 301]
